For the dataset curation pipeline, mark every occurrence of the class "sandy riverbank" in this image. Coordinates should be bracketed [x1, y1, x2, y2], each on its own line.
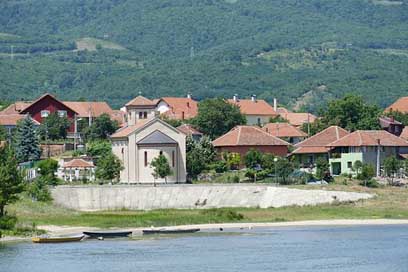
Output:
[2, 219, 407, 243]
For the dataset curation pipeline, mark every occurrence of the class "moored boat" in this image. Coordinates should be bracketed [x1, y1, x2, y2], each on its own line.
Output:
[32, 235, 84, 243]
[83, 231, 132, 238]
[142, 228, 200, 235]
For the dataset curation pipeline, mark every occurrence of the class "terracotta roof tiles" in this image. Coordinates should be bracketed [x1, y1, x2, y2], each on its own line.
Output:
[385, 97, 408, 113]
[160, 97, 198, 120]
[63, 102, 113, 118]
[110, 119, 149, 138]
[227, 99, 277, 116]
[63, 159, 94, 168]
[279, 112, 317, 127]
[328, 130, 408, 147]
[177, 124, 203, 136]
[263, 122, 307, 138]
[213, 125, 289, 147]
[125, 96, 157, 107]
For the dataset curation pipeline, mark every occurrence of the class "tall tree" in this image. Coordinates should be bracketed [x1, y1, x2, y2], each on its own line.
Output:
[95, 152, 123, 183]
[0, 126, 6, 141]
[0, 145, 24, 217]
[85, 113, 119, 140]
[186, 135, 217, 180]
[151, 154, 173, 184]
[39, 112, 71, 140]
[319, 94, 381, 132]
[193, 98, 246, 139]
[13, 116, 41, 163]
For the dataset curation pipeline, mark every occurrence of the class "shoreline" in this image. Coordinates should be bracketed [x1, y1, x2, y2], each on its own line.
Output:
[2, 219, 408, 243]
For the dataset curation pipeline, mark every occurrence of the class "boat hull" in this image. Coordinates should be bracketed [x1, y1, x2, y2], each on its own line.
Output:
[32, 235, 84, 243]
[142, 228, 200, 235]
[83, 231, 132, 238]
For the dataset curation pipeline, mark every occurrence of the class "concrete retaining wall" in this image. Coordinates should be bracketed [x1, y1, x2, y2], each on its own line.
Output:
[51, 185, 373, 211]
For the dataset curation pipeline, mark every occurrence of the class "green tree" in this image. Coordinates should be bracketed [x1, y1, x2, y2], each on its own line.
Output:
[0, 126, 6, 141]
[274, 158, 295, 184]
[193, 98, 246, 139]
[244, 149, 263, 169]
[319, 94, 381, 131]
[358, 163, 376, 187]
[85, 113, 119, 140]
[383, 156, 401, 185]
[151, 154, 173, 184]
[160, 115, 183, 127]
[353, 160, 363, 176]
[13, 116, 41, 163]
[315, 158, 330, 180]
[39, 112, 71, 140]
[27, 176, 52, 202]
[384, 110, 408, 126]
[261, 153, 276, 170]
[95, 152, 123, 183]
[86, 140, 111, 157]
[269, 115, 288, 123]
[186, 136, 216, 180]
[36, 158, 59, 185]
[0, 145, 24, 217]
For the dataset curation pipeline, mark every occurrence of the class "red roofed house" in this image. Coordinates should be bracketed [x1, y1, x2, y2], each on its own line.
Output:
[58, 158, 95, 182]
[0, 114, 40, 136]
[378, 116, 404, 136]
[156, 94, 198, 120]
[385, 97, 408, 113]
[263, 122, 307, 144]
[327, 130, 408, 176]
[212, 125, 290, 168]
[227, 95, 278, 126]
[279, 112, 317, 128]
[177, 124, 203, 141]
[111, 95, 186, 183]
[291, 126, 349, 171]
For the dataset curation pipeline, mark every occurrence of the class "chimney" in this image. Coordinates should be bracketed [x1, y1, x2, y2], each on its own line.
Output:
[273, 98, 277, 112]
[251, 94, 257, 102]
[187, 93, 192, 99]
[233, 94, 238, 102]
[187, 101, 190, 108]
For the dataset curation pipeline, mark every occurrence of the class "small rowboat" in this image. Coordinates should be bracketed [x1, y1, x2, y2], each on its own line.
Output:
[142, 228, 200, 235]
[32, 235, 84, 243]
[83, 231, 132, 238]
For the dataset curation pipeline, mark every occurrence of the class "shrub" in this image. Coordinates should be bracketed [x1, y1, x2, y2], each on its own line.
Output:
[27, 176, 52, 202]
[244, 149, 262, 169]
[0, 215, 17, 230]
[360, 179, 380, 188]
[213, 160, 228, 173]
[201, 209, 244, 221]
[232, 175, 240, 183]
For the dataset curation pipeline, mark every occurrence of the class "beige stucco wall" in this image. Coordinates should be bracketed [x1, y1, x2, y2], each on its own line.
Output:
[126, 106, 157, 125]
[246, 115, 273, 125]
[112, 119, 186, 184]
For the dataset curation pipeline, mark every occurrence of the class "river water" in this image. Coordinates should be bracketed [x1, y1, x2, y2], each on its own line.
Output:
[1, 225, 408, 272]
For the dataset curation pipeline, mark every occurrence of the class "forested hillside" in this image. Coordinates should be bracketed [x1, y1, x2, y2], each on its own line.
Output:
[1, 0, 408, 110]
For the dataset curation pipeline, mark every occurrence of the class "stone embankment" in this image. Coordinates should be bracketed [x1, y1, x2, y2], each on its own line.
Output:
[51, 184, 373, 211]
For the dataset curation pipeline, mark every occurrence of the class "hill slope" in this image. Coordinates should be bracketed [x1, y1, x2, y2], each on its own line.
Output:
[0, 0, 408, 110]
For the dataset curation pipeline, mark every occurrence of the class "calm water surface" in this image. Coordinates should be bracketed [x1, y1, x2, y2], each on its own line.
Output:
[1, 225, 408, 272]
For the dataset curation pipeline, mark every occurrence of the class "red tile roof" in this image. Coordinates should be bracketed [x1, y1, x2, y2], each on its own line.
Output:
[385, 97, 408, 113]
[263, 123, 307, 138]
[110, 120, 149, 138]
[213, 125, 289, 147]
[0, 102, 32, 114]
[160, 97, 198, 120]
[279, 112, 317, 127]
[400, 127, 408, 140]
[125, 96, 157, 107]
[292, 126, 349, 154]
[328, 130, 408, 147]
[177, 124, 203, 136]
[63, 102, 113, 118]
[63, 158, 94, 168]
[0, 114, 40, 126]
[227, 99, 277, 116]
[109, 110, 126, 125]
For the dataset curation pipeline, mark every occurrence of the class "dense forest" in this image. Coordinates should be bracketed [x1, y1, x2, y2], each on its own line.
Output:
[0, 0, 408, 110]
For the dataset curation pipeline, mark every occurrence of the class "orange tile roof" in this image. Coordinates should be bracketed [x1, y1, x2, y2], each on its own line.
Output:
[63, 158, 94, 168]
[0, 114, 39, 126]
[400, 127, 408, 140]
[0, 102, 32, 114]
[160, 97, 198, 120]
[385, 97, 408, 113]
[227, 99, 277, 116]
[63, 102, 113, 118]
[177, 124, 202, 136]
[276, 107, 291, 114]
[292, 126, 349, 154]
[328, 130, 408, 147]
[109, 110, 126, 125]
[213, 125, 289, 147]
[279, 112, 317, 127]
[110, 119, 149, 138]
[263, 123, 307, 138]
[125, 96, 157, 107]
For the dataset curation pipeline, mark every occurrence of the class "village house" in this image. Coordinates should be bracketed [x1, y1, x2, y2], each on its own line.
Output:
[385, 96, 408, 113]
[327, 130, 408, 176]
[57, 158, 95, 182]
[378, 116, 404, 136]
[0, 114, 40, 137]
[177, 124, 203, 141]
[291, 126, 349, 172]
[212, 125, 290, 168]
[227, 95, 278, 126]
[156, 94, 198, 120]
[263, 122, 308, 144]
[111, 96, 186, 184]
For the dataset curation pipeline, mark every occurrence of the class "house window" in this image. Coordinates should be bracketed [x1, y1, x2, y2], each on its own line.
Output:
[144, 151, 148, 167]
[172, 151, 175, 167]
[257, 118, 261, 126]
[144, 111, 147, 119]
[347, 161, 352, 169]
[58, 110, 67, 117]
[139, 112, 143, 119]
[41, 110, 50, 118]
[160, 151, 163, 156]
